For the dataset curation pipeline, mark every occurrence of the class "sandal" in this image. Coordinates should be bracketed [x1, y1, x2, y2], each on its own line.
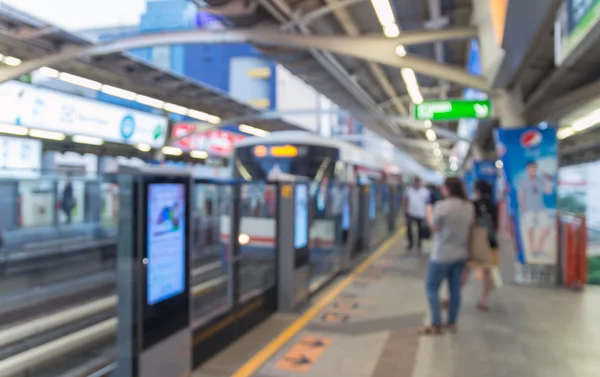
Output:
[418, 325, 444, 335]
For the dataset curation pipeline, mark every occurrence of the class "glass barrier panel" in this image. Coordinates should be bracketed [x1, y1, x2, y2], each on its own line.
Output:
[191, 183, 233, 325]
[237, 183, 277, 304]
[0, 174, 119, 377]
[308, 182, 342, 292]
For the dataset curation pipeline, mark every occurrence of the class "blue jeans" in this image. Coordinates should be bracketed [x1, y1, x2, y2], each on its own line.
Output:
[426, 260, 467, 326]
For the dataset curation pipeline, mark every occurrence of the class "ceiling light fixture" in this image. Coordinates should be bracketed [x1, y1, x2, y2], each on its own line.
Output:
[0, 123, 28, 136]
[161, 146, 183, 156]
[557, 127, 575, 140]
[135, 95, 165, 109]
[425, 129, 437, 142]
[190, 150, 209, 159]
[29, 129, 66, 141]
[136, 143, 152, 152]
[72, 135, 104, 146]
[239, 124, 270, 137]
[59, 72, 102, 90]
[101, 85, 137, 101]
[2, 56, 22, 66]
[163, 102, 189, 115]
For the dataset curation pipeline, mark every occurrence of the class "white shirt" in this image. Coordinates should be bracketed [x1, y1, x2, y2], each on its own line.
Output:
[404, 186, 430, 218]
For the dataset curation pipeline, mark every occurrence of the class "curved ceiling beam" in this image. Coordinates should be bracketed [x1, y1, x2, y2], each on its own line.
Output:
[0, 27, 486, 90]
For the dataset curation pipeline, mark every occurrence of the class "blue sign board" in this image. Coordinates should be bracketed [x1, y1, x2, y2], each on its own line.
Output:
[495, 127, 558, 265]
[473, 160, 498, 202]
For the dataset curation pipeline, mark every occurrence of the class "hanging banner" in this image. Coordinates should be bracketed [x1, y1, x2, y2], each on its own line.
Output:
[171, 123, 246, 156]
[473, 160, 498, 202]
[495, 127, 558, 265]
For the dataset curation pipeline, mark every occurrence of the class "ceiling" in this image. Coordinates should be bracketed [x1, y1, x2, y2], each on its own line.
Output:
[0, 3, 303, 134]
[201, 0, 474, 168]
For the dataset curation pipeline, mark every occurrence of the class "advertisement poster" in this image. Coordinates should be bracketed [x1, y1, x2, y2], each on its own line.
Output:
[0, 81, 168, 148]
[369, 186, 376, 220]
[473, 160, 498, 202]
[147, 183, 186, 305]
[294, 184, 308, 249]
[495, 127, 558, 265]
[463, 168, 475, 199]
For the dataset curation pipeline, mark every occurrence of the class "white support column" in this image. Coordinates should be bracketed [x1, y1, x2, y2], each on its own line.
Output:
[494, 88, 527, 128]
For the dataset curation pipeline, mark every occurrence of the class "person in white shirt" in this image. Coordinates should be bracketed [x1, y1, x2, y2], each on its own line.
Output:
[403, 177, 430, 252]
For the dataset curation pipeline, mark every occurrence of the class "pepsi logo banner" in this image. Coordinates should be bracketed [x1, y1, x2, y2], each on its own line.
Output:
[495, 127, 558, 265]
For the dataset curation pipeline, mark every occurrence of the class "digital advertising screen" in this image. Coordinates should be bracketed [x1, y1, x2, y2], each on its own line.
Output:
[342, 186, 351, 231]
[369, 187, 376, 219]
[294, 184, 309, 249]
[146, 183, 186, 305]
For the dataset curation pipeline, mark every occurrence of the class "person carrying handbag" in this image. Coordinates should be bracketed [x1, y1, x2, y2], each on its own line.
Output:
[468, 180, 500, 311]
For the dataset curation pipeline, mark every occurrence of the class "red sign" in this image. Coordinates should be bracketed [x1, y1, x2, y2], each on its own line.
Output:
[171, 123, 246, 156]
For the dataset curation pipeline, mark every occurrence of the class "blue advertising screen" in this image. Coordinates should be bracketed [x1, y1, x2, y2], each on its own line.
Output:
[294, 184, 309, 249]
[369, 187, 376, 219]
[342, 186, 350, 231]
[146, 183, 186, 305]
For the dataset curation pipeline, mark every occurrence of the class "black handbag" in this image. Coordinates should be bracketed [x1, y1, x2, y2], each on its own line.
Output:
[419, 224, 431, 239]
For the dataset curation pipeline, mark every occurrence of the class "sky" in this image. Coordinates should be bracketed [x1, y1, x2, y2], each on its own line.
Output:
[1, 0, 147, 30]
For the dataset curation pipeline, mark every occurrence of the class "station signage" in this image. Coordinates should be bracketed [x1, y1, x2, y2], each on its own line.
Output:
[413, 99, 492, 121]
[0, 81, 168, 148]
[171, 123, 246, 156]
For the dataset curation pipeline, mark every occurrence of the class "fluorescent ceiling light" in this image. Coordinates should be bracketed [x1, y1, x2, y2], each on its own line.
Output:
[239, 124, 270, 137]
[401, 68, 423, 104]
[0, 123, 28, 136]
[59, 72, 102, 90]
[72, 135, 104, 146]
[450, 163, 458, 171]
[495, 160, 504, 169]
[162, 146, 183, 156]
[425, 129, 437, 141]
[571, 109, 600, 132]
[135, 95, 164, 109]
[2, 56, 21, 66]
[370, 0, 398, 32]
[38, 67, 59, 78]
[424, 120, 432, 129]
[395, 45, 406, 57]
[29, 129, 65, 141]
[433, 148, 441, 157]
[557, 127, 575, 140]
[432, 141, 439, 149]
[190, 150, 209, 159]
[163, 102, 189, 115]
[136, 143, 152, 152]
[383, 24, 400, 38]
[101, 85, 136, 101]
[207, 115, 222, 125]
[188, 109, 221, 124]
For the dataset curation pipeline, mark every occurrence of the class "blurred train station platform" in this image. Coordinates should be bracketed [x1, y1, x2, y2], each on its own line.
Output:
[194, 231, 600, 377]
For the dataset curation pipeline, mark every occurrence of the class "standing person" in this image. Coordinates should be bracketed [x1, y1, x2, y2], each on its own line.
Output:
[403, 177, 430, 252]
[471, 180, 498, 310]
[61, 176, 75, 224]
[419, 177, 474, 334]
[518, 160, 552, 255]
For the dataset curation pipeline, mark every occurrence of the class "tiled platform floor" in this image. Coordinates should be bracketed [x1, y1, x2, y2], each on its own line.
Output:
[195, 232, 600, 377]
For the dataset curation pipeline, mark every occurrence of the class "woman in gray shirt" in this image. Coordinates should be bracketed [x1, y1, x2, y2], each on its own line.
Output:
[419, 177, 474, 334]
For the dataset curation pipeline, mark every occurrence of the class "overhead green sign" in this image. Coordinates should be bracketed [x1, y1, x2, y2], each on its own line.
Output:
[413, 99, 492, 121]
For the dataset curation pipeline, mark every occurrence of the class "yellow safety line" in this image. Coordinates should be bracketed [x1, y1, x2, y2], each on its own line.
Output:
[231, 228, 405, 377]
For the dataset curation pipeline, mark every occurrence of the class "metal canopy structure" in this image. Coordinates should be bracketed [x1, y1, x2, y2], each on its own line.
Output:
[196, 0, 478, 168]
[0, 4, 303, 134]
[0, 1, 483, 168]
